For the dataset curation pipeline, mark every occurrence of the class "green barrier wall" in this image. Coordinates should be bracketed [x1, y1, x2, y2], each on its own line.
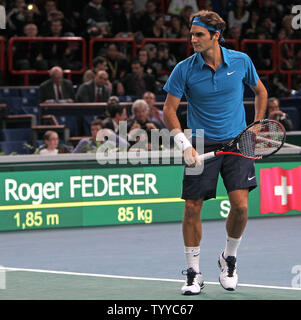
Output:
[0, 155, 300, 231]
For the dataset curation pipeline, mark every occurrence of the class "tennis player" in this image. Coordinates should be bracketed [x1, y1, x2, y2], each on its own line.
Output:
[163, 10, 267, 294]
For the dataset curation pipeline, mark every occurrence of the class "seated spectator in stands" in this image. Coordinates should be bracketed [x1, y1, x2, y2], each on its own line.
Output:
[111, 0, 140, 37]
[39, 66, 75, 103]
[211, 0, 235, 21]
[137, 48, 157, 77]
[143, 91, 166, 128]
[168, 0, 199, 15]
[42, 19, 67, 68]
[166, 14, 182, 38]
[179, 5, 194, 27]
[39, 130, 59, 155]
[242, 10, 260, 39]
[102, 100, 128, 134]
[61, 32, 83, 71]
[82, 56, 112, 92]
[75, 70, 111, 102]
[117, 60, 157, 96]
[72, 119, 103, 153]
[14, 23, 48, 71]
[143, 43, 157, 65]
[127, 99, 162, 150]
[151, 43, 177, 85]
[139, 0, 157, 36]
[144, 14, 167, 38]
[227, 0, 249, 30]
[267, 97, 293, 131]
[83, 0, 111, 31]
[104, 44, 129, 82]
[7, 0, 42, 36]
[227, 25, 242, 42]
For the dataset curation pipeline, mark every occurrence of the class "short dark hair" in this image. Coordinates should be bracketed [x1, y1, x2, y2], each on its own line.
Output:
[93, 56, 106, 68]
[91, 119, 103, 127]
[107, 104, 126, 118]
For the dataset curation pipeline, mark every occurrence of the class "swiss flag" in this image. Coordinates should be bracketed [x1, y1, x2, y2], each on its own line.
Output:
[260, 166, 301, 214]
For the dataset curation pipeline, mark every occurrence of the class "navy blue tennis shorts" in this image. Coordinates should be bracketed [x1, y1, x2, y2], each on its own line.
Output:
[181, 137, 257, 201]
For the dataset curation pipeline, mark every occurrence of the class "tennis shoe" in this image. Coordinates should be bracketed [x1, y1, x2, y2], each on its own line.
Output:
[181, 267, 205, 295]
[218, 252, 238, 291]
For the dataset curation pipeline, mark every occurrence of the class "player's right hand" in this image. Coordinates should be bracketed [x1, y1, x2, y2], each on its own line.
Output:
[183, 146, 202, 167]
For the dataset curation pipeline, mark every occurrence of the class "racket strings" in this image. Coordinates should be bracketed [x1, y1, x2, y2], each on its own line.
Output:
[239, 121, 284, 157]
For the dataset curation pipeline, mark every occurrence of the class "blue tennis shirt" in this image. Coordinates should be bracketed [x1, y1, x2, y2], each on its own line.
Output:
[163, 46, 259, 141]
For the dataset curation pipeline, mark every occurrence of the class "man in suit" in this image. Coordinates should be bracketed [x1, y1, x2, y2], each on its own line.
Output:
[39, 66, 75, 103]
[102, 101, 128, 134]
[75, 70, 111, 103]
[117, 60, 157, 96]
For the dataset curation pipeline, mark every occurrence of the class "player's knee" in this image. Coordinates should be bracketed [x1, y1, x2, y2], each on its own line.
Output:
[184, 200, 202, 222]
[231, 205, 248, 217]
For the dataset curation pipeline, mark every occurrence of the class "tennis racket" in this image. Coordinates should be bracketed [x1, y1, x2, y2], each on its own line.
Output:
[198, 119, 286, 161]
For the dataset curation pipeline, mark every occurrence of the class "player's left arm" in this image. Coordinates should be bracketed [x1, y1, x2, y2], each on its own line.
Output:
[250, 78, 268, 122]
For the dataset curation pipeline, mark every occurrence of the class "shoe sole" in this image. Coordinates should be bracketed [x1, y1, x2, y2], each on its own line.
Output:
[218, 259, 236, 291]
[181, 282, 205, 295]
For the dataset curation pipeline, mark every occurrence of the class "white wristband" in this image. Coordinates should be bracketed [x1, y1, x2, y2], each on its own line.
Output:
[174, 132, 192, 152]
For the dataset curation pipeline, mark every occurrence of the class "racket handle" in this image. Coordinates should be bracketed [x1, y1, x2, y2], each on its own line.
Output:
[198, 151, 216, 162]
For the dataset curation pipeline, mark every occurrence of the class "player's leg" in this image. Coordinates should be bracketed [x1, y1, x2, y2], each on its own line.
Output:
[181, 199, 205, 295]
[219, 154, 257, 291]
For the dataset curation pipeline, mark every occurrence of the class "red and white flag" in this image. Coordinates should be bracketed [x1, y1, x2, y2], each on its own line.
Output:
[260, 166, 301, 214]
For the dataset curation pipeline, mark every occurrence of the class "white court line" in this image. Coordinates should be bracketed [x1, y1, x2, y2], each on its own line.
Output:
[3, 266, 301, 292]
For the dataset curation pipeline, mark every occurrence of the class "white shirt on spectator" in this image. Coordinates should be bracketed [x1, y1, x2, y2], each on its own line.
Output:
[228, 10, 250, 30]
[40, 148, 59, 155]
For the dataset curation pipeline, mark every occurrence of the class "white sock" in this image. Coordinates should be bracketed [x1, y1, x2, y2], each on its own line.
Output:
[224, 236, 242, 258]
[184, 246, 200, 273]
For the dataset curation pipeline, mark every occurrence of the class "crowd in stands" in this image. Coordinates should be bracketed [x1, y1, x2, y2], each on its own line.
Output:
[0, 0, 300, 155]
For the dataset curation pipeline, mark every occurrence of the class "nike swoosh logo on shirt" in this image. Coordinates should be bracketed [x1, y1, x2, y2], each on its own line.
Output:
[227, 71, 236, 75]
[248, 176, 256, 181]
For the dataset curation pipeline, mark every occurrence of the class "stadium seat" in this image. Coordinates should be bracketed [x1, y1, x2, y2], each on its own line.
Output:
[56, 115, 80, 137]
[0, 97, 25, 114]
[83, 115, 98, 136]
[0, 140, 31, 155]
[0, 88, 20, 97]
[1, 128, 32, 142]
[20, 87, 39, 99]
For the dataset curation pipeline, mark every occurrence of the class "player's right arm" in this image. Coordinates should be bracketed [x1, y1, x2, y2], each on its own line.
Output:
[163, 93, 200, 167]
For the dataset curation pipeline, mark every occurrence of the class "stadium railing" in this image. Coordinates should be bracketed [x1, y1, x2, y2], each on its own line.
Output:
[8, 36, 87, 86]
[278, 40, 301, 90]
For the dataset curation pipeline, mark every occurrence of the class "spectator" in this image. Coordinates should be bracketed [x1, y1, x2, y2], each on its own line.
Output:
[267, 97, 293, 131]
[211, 0, 235, 21]
[168, 0, 199, 16]
[111, 0, 140, 37]
[228, 0, 250, 30]
[39, 130, 59, 155]
[144, 14, 167, 38]
[143, 91, 165, 128]
[137, 48, 157, 77]
[152, 43, 177, 75]
[127, 99, 162, 150]
[242, 10, 260, 39]
[7, 1, 42, 36]
[117, 60, 157, 96]
[102, 102, 128, 134]
[82, 56, 112, 92]
[14, 23, 48, 71]
[42, 19, 66, 68]
[72, 119, 104, 153]
[143, 43, 157, 65]
[227, 25, 242, 42]
[179, 5, 194, 28]
[39, 66, 75, 103]
[61, 32, 83, 71]
[104, 43, 129, 82]
[75, 70, 111, 102]
[166, 14, 182, 39]
[139, 0, 157, 36]
[83, 0, 111, 30]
